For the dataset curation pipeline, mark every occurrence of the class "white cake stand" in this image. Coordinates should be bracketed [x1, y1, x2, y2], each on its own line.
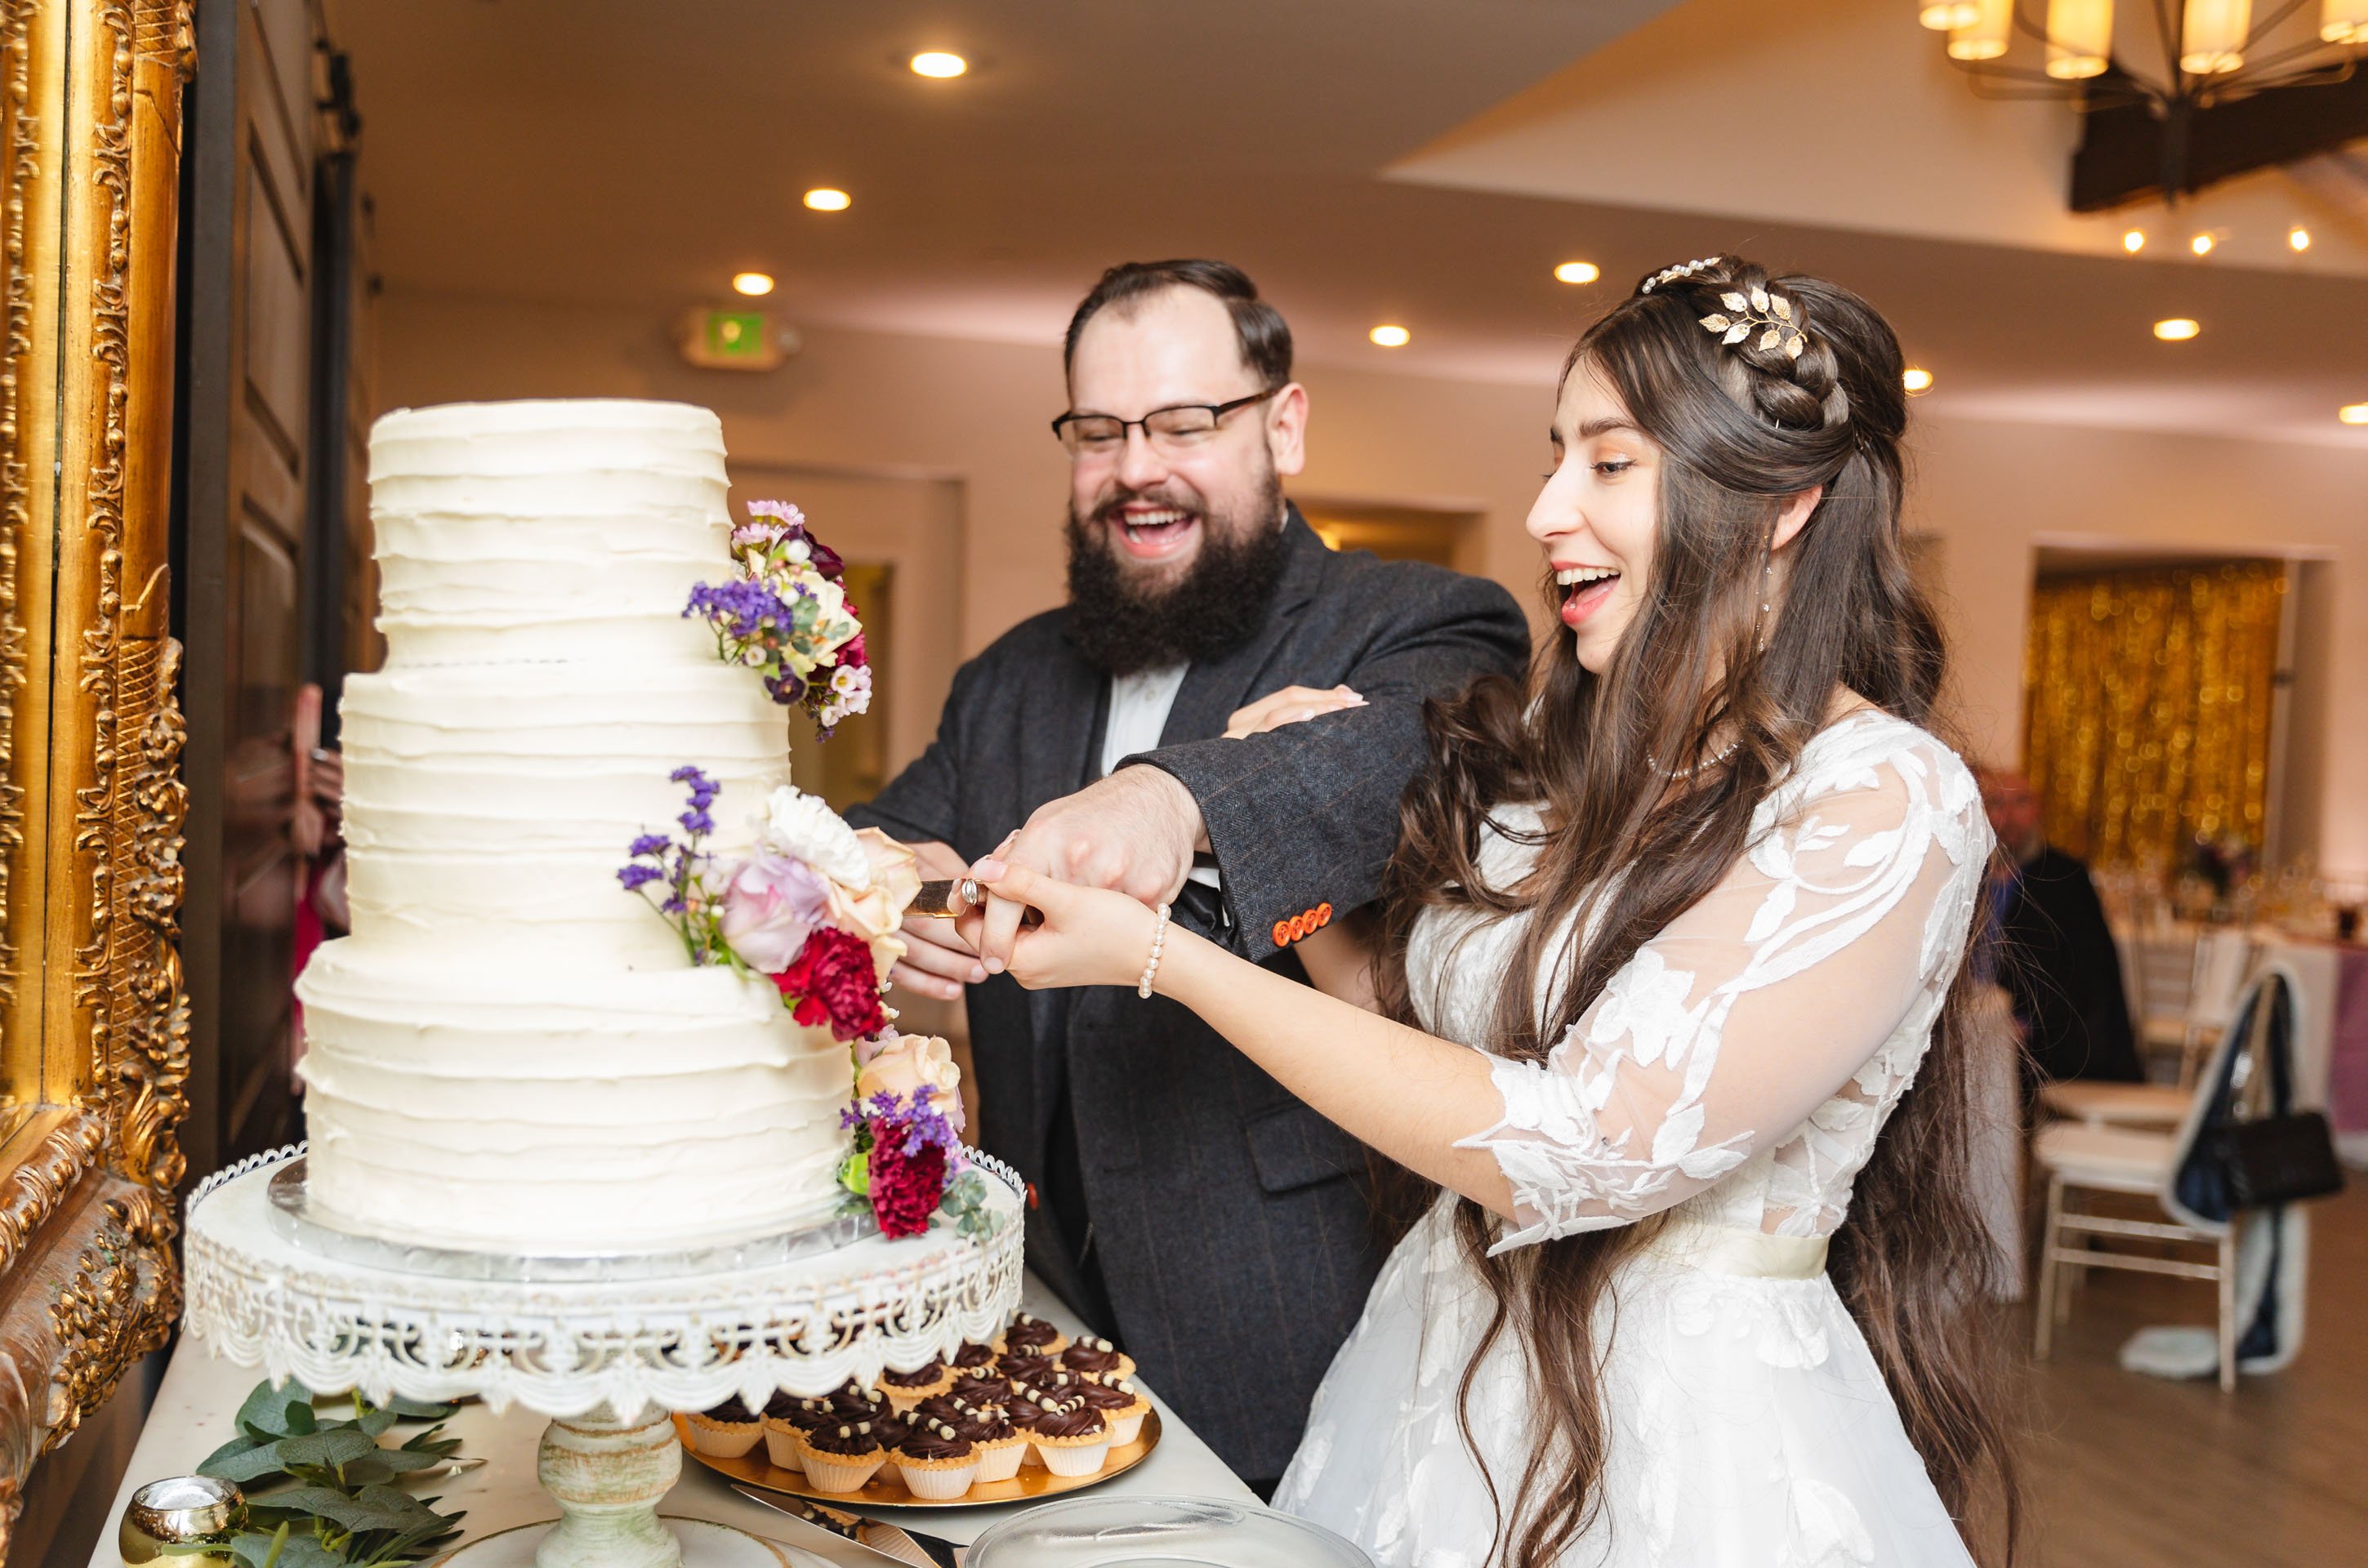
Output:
[181, 1145, 1024, 1568]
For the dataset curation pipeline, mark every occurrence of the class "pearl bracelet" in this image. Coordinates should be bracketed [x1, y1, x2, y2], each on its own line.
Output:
[1138, 902, 1172, 1000]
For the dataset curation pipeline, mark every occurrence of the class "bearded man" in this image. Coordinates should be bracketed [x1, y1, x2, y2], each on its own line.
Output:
[847, 259, 1526, 1490]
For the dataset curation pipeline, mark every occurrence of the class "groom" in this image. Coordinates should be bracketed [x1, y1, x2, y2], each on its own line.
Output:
[848, 260, 1526, 1488]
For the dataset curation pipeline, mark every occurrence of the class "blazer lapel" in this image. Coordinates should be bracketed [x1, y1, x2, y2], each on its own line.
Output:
[1158, 507, 1329, 746]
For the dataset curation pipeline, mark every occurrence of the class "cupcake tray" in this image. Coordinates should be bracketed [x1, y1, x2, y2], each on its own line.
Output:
[674, 1409, 1162, 1508]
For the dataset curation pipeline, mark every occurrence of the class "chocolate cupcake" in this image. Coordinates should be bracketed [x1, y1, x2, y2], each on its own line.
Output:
[890, 1413, 979, 1499]
[950, 1369, 1014, 1407]
[684, 1395, 762, 1459]
[997, 1351, 1059, 1389]
[1059, 1334, 1137, 1382]
[760, 1390, 841, 1472]
[950, 1339, 1000, 1370]
[1075, 1373, 1151, 1446]
[1020, 1391, 1110, 1477]
[879, 1357, 953, 1413]
[999, 1312, 1068, 1357]
[943, 1398, 1027, 1483]
[797, 1418, 890, 1493]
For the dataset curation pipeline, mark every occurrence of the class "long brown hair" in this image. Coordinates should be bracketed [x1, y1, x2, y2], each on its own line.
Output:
[1373, 258, 2020, 1566]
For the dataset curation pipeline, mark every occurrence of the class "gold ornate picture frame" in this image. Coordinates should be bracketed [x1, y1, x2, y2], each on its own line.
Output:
[0, 0, 192, 1548]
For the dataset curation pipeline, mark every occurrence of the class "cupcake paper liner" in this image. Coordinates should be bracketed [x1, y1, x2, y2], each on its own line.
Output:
[683, 1413, 764, 1459]
[970, 1433, 1028, 1483]
[893, 1455, 981, 1499]
[760, 1422, 808, 1473]
[1032, 1433, 1111, 1477]
[1105, 1409, 1147, 1446]
[797, 1448, 884, 1493]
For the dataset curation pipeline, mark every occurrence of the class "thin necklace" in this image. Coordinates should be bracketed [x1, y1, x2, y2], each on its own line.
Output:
[1648, 740, 1738, 782]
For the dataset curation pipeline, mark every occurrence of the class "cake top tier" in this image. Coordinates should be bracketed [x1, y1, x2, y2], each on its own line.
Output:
[369, 399, 726, 485]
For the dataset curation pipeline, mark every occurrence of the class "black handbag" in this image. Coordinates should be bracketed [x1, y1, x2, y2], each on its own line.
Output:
[2207, 978, 2344, 1209]
[2208, 1110, 2343, 1209]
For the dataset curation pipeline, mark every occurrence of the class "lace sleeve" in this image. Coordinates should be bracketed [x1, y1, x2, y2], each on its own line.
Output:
[1459, 727, 1990, 1252]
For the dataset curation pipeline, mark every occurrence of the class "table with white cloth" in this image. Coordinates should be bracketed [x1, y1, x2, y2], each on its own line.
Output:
[87, 1272, 1255, 1566]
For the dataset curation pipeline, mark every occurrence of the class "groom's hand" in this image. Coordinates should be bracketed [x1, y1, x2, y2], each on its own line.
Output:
[969, 766, 1204, 973]
[890, 838, 988, 1001]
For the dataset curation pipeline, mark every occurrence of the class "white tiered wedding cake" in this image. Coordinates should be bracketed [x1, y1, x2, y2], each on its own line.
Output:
[297, 399, 871, 1253]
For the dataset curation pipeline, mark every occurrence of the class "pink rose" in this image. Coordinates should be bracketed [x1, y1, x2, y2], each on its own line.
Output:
[718, 850, 832, 973]
[855, 1033, 965, 1136]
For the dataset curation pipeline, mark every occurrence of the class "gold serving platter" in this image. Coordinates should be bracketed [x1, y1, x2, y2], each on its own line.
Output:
[675, 1409, 1162, 1508]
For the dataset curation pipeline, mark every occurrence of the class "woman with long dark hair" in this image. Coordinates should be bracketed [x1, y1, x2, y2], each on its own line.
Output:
[963, 256, 2019, 1566]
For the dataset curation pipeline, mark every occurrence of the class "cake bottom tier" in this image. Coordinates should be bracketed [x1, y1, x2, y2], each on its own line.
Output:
[296, 938, 853, 1253]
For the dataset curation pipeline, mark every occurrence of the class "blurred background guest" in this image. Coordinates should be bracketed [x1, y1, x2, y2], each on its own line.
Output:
[1980, 764, 2143, 1085]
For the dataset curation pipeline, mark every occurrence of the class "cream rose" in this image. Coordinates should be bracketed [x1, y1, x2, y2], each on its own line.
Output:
[854, 1033, 965, 1133]
[825, 828, 922, 977]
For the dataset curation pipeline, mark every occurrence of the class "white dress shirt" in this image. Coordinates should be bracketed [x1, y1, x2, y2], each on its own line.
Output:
[1099, 663, 1220, 889]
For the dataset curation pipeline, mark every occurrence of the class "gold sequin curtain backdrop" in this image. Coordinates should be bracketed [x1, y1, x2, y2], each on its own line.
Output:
[2022, 561, 2285, 871]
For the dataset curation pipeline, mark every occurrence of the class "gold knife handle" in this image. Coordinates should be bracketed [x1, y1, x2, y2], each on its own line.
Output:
[910, 877, 982, 919]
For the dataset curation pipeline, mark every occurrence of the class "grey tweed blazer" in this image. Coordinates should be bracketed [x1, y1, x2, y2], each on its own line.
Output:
[848, 509, 1527, 1479]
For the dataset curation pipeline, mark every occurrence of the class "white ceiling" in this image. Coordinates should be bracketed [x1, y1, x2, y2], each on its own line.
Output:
[330, 0, 2368, 448]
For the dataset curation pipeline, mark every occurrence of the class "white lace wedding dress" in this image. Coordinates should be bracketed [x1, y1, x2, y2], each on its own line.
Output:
[1275, 710, 1991, 1567]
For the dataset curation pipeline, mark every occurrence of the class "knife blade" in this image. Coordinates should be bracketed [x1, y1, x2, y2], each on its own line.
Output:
[908, 879, 981, 919]
[729, 1484, 963, 1567]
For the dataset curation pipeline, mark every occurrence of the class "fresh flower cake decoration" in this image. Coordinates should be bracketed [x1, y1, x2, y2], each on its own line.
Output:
[620, 502, 985, 1239]
[685, 499, 872, 737]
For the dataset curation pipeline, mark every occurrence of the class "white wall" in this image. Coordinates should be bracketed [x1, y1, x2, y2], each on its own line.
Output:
[377, 287, 2367, 875]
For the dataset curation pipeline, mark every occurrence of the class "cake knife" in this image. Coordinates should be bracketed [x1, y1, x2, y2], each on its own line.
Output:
[728, 1485, 963, 1566]
[908, 879, 981, 919]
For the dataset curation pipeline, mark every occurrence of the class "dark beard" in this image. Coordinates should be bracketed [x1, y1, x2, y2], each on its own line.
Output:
[1062, 483, 1291, 676]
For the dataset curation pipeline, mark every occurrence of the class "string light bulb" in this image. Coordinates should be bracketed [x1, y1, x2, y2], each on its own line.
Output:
[2290, 226, 2312, 252]
[2122, 229, 2147, 253]
[802, 188, 852, 212]
[1369, 324, 1411, 348]
[2190, 232, 2216, 256]
[2340, 403, 2368, 425]
[909, 51, 968, 78]
[1903, 368, 1935, 394]
[731, 271, 774, 296]
[2153, 317, 2201, 341]
[1554, 261, 1602, 285]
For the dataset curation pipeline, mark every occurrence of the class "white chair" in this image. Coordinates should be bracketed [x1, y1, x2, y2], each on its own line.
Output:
[2045, 927, 2261, 1129]
[2031, 965, 2299, 1393]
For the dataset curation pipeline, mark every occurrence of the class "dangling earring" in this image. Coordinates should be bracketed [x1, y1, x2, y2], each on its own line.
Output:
[1756, 546, 1775, 653]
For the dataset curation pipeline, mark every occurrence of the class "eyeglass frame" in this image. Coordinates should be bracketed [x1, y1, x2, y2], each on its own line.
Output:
[1049, 386, 1284, 455]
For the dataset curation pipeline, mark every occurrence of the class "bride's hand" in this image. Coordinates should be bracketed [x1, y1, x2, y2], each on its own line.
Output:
[1224, 684, 1363, 739]
[963, 858, 1164, 991]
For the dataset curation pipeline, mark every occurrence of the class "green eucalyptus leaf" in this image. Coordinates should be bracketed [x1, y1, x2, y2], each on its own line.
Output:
[230, 1524, 291, 1568]
[275, 1428, 378, 1468]
[265, 1535, 346, 1568]
[260, 1486, 421, 1533]
[235, 1381, 312, 1440]
[198, 1431, 272, 1472]
[362, 1448, 448, 1475]
[352, 1485, 450, 1532]
[336, 1454, 396, 1486]
[198, 1439, 291, 1484]
[376, 1395, 457, 1420]
[355, 1409, 399, 1438]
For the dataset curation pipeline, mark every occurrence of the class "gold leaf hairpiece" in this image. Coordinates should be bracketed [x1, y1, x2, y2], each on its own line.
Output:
[1699, 287, 1806, 360]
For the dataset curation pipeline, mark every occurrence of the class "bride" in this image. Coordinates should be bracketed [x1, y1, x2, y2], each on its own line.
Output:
[962, 256, 2020, 1566]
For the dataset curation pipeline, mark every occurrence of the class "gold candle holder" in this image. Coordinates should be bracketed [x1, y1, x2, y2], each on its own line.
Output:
[118, 1476, 245, 1567]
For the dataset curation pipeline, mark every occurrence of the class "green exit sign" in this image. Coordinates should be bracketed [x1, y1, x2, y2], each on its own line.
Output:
[678, 306, 792, 370]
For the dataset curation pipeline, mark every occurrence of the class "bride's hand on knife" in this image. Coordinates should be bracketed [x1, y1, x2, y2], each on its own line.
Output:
[959, 858, 1163, 991]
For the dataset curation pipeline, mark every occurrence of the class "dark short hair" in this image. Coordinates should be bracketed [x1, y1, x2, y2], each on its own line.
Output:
[1062, 260, 1292, 390]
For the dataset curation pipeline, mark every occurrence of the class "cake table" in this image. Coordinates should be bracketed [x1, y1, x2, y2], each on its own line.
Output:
[181, 1144, 1025, 1568]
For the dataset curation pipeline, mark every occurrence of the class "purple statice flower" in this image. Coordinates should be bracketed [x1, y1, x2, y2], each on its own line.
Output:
[628, 833, 670, 858]
[618, 864, 662, 891]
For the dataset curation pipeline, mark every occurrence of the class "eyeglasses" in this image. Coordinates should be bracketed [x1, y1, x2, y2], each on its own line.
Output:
[1050, 387, 1281, 458]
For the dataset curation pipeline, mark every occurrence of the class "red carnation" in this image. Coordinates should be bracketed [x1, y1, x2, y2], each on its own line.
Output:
[838, 630, 867, 669]
[772, 927, 886, 1041]
[867, 1123, 948, 1238]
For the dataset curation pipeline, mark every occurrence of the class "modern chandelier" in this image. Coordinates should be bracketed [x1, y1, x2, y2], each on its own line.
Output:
[1920, 1, 2363, 106]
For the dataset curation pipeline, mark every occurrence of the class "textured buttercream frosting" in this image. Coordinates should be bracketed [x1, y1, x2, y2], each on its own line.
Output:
[297, 399, 851, 1252]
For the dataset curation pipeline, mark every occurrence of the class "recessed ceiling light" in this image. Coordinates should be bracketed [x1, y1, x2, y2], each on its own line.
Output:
[2153, 318, 2201, 341]
[2190, 233, 2215, 256]
[1554, 261, 1601, 285]
[2341, 403, 2368, 425]
[1369, 324, 1411, 348]
[910, 51, 967, 78]
[731, 271, 774, 297]
[1902, 368, 1934, 394]
[2290, 226, 2312, 252]
[2122, 229, 2146, 254]
[803, 188, 852, 212]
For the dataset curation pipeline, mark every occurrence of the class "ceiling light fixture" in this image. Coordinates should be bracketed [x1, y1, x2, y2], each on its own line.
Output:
[1947, 0, 2013, 59]
[2290, 226, 2312, 252]
[1369, 324, 1411, 348]
[1554, 261, 1602, 285]
[909, 51, 967, 78]
[2153, 317, 2201, 340]
[731, 271, 774, 297]
[1903, 368, 1936, 394]
[2330, 0, 2368, 40]
[2340, 402, 2368, 424]
[1919, 2, 1979, 25]
[802, 188, 851, 212]
[2122, 228, 2147, 253]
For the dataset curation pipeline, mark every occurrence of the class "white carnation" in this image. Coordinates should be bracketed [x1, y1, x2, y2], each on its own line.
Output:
[756, 786, 872, 888]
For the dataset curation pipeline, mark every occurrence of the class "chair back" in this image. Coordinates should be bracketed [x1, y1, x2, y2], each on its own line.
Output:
[2133, 931, 2197, 1023]
[2165, 962, 2308, 1230]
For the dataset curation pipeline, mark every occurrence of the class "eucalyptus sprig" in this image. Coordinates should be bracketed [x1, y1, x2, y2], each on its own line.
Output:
[172, 1379, 466, 1568]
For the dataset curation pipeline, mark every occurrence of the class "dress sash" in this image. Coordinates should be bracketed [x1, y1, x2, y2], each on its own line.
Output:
[1647, 1219, 1830, 1280]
